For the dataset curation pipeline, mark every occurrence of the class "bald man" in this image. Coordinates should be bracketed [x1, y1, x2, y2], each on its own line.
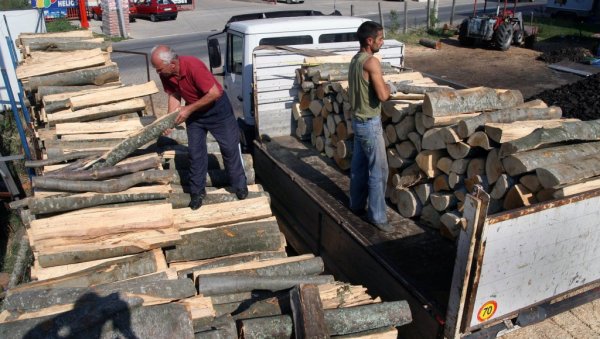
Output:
[151, 45, 248, 210]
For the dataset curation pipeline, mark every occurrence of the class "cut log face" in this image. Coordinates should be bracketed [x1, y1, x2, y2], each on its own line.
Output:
[395, 115, 416, 141]
[415, 150, 445, 178]
[450, 159, 470, 175]
[553, 176, 600, 199]
[430, 192, 457, 211]
[421, 128, 447, 150]
[396, 188, 422, 218]
[396, 140, 417, 159]
[387, 148, 406, 169]
[447, 142, 471, 160]
[519, 174, 542, 193]
[490, 174, 513, 200]
[466, 158, 486, 179]
[466, 131, 492, 150]
[407, 132, 422, 152]
[503, 184, 536, 210]
[420, 204, 441, 229]
[485, 149, 504, 185]
[414, 183, 432, 205]
[433, 174, 450, 192]
[436, 157, 453, 175]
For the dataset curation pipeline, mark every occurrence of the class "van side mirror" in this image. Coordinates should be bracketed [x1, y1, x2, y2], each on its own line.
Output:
[208, 38, 222, 71]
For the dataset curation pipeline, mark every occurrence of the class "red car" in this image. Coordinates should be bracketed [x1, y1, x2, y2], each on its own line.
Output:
[90, 1, 137, 22]
[134, 0, 177, 22]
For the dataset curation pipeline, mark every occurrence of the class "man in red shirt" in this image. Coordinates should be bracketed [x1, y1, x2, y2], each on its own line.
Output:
[151, 45, 248, 210]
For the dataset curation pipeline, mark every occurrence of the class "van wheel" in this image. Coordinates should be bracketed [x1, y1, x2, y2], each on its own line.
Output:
[93, 13, 100, 21]
[150, 14, 157, 22]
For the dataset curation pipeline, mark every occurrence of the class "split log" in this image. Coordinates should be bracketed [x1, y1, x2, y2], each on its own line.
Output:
[519, 174, 542, 193]
[422, 87, 523, 117]
[436, 157, 453, 175]
[17, 50, 106, 79]
[466, 131, 492, 150]
[503, 184, 535, 210]
[433, 174, 450, 192]
[447, 141, 479, 160]
[451, 158, 470, 175]
[408, 132, 422, 152]
[45, 155, 161, 180]
[456, 101, 559, 138]
[420, 204, 441, 229]
[395, 115, 415, 141]
[385, 124, 398, 144]
[396, 188, 422, 218]
[309, 100, 323, 116]
[390, 81, 450, 95]
[172, 196, 271, 230]
[466, 158, 485, 179]
[69, 81, 158, 110]
[414, 112, 426, 135]
[464, 175, 489, 193]
[502, 141, 600, 176]
[421, 128, 447, 150]
[553, 176, 600, 199]
[32, 169, 173, 193]
[430, 193, 457, 211]
[164, 217, 284, 262]
[485, 119, 578, 143]
[12, 250, 165, 292]
[56, 118, 150, 135]
[485, 149, 504, 185]
[47, 98, 147, 125]
[0, 302, 195, 339]
[36, 83, 121, 99]
[169, 191, 269, 209]
[536, 154, 600, 188]
[336, 140, 353, 159]
[536, 188, 557, 202]
[440, 126, 462, 144]
[416, 150, 445, 178]
[89, 111, 178, 169]
[239, 301, 410, 338]
[43, 84, 123, 113]
[414, 183, 432, 204]
[440, 211, 463, 240]
[499, 120, 600, 157]
[197, 275, 334, 296]
[392, 163, 426, 189]
[292, 102, 312, 120]
[23, 63, 120, 92]
[387, 148, 408, 169]
[448, 172, 463, 189]
[19, 30, 93, 43]
[396, 140, 417, 158]
[290, 284, 329, 339]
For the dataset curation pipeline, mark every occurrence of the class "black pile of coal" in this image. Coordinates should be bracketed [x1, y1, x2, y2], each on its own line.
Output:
[529, 72, 600, 120]
[538, 47, 593, 64]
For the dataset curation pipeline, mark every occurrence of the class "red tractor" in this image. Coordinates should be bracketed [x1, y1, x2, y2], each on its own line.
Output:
[458, 0, 537, 51]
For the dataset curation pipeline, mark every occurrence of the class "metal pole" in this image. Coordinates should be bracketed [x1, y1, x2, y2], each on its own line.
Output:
[403, 0, 408, 34]
[450, 0, 456, 25]
[115, 0, 128, 39]
[351, 4, 354, 16]
[3, 20, 32, 124]
[378, 2, 385, 38]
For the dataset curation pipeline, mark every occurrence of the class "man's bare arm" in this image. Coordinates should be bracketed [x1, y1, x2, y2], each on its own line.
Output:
[364, 56, 391, 102]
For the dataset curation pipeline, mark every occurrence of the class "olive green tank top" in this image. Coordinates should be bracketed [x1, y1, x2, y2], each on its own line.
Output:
[349, 52, 381, 121]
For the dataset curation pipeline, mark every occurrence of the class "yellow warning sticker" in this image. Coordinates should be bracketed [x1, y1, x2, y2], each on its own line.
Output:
[477, 301, 497, 322]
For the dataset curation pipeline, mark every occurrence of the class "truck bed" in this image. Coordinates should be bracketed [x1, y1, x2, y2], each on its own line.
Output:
[254, 135, 456, 337]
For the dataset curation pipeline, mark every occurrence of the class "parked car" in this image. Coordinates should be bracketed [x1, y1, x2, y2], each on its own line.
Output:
[89, 1, 137, 22]
[278, 0, 305, 3]
[134, 0, 178, 22]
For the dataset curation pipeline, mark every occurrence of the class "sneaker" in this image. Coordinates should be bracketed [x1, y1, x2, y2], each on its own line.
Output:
[371, 221, 394, 233]
[236, 187, 249, 200]
[189, 193, 203, 210]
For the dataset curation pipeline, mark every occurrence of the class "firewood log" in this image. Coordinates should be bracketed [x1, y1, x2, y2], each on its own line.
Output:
[422, 87, 523, 117]
[466, 158, 485, 179]
[466, 131, 493, 150]
[414, 183, 432, 205]
[536, 154, 600, 189]
[430, 192, 457, 211]
[395, 140, 417, 158]
[421, 128, 447, 150]
[490, 174, 514, 200]
[436, 157, 453, 175]
[485, 118, 578, 143]
[396, 188, 422, 218]
[23, 63, 120, 92]
[503, 184, 536, 210]
[415, 150, 445, 178]
[433, 174, 450, 192]
[519, 174, 542, 193]
[420, 204, 441, 229]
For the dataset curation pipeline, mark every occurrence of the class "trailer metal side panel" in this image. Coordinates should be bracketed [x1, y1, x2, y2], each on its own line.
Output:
[252, 41, 404, 138]
[466, 191, 600, 330]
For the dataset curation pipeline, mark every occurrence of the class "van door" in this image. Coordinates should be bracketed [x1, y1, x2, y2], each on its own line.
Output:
[224, 32, 244, 119]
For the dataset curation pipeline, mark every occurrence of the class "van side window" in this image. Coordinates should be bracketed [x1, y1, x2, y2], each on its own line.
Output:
[227, 34, 243, 75]
[318, 33, 358, 43]
[259, 36, 313, 46]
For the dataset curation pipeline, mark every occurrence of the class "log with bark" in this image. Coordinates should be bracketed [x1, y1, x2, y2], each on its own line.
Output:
[536, 153, 600, 188]
[47, 98, 147, 125]
[173, 251, 287, 279]
[23, 63, 120, 92]
[69, 81, 159, 110]
[32, 169, 173, 193]
[238, 300, 411, 337]
[169, 191, 269, 209]
[485, 118, 579, 143]
[499, 120, 600, 157]
[45, 154, 161, 180]
[42, 84, 123, 113]
[164, 217, 285, 262]
[25, 150, 103, 168]
[422, 87, 524, 117]
[17, 49, 107, 79]
[197, 275, 334, 296]
[25, 38, 112, 52]
[290, 284, 329, 339]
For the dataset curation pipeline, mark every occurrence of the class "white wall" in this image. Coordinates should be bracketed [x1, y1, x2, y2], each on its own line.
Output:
[0, 9, 46, 112]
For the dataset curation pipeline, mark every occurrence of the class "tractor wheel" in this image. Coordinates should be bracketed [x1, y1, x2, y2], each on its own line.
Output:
[494, 23, 513, 51]
[513, 29, 524, 46]
[458, 20, 475, 46]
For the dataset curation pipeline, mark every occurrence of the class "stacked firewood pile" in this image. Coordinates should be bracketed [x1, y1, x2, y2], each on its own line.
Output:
[295, 61, 600, 239]
[0, 33, 413, 337]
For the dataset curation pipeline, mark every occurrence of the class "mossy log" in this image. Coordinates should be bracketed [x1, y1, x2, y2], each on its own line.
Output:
[197, 275, 334, 296]
[45, 156, 161, 180]
[23, 63, 120, 92]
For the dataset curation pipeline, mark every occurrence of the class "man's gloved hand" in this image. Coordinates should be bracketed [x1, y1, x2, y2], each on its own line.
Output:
[387, 81, 398, 96]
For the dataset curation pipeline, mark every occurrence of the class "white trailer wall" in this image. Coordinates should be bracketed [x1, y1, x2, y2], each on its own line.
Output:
[0, 9, 45, 112]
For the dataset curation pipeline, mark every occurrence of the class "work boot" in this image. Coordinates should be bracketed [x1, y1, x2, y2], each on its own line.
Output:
[371, 220, 394, 233]
[236, 187, 249, 200]
[189, 190, 206, 210]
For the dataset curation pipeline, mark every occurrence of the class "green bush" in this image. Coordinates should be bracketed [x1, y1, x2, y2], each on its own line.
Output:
[0, 0, 30, 10]
[46, 18, 82, 32]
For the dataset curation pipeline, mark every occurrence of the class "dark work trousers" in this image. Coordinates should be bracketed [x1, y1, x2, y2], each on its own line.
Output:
[185, 95, 247, 194]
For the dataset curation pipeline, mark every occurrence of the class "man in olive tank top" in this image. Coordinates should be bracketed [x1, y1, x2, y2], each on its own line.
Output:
[348, 21, 397, 232]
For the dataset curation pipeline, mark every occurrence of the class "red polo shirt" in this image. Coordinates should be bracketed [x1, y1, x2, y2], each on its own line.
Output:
[160, 56, 223, 113]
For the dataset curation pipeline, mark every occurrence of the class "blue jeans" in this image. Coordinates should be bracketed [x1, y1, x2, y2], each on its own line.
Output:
[350, 116, 389, 224]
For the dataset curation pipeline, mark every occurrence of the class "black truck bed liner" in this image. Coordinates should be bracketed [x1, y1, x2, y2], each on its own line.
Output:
[254, 136, 457, 337]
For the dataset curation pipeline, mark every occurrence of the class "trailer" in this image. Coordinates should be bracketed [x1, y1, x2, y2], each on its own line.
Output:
[248, 45, 600, 338]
